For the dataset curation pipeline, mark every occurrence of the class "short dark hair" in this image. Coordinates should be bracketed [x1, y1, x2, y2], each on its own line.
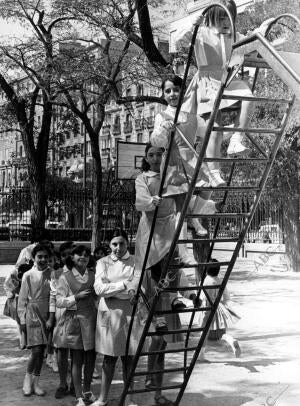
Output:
[94, 243, 110, 257]
[59, 241, 74, 254]
[141, 143, 164, 172]
[66, 244, 91, 270]
[111, 228, 129, 243]
[161, 74, 184, 92]
[32, 243, 52, 259]
[207, 259, 221, 277]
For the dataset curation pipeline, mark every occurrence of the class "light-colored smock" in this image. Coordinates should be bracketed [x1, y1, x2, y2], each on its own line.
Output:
[53, 267, 96, 351]
[151, 105, 209, 196]
[18, 266, 51, 347]
[135, 171, 176, 270]
[174, 23, 251, 115]
[94, 252, 144, 356]
[199, 274, 240, 333]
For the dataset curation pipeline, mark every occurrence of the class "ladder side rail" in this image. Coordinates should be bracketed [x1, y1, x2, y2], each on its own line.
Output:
[174, 94, 296, 406]
[121, 20, 202, 406]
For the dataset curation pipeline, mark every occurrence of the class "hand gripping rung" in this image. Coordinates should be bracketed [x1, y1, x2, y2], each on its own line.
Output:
[134, 366, 188, 377]
[127, 384, 183, 394]
[147, 327, 204, 336]
[213, 126, 281, 134]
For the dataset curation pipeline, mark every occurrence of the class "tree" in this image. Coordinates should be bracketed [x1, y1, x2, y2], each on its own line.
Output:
[237, 0, 300, 271]
[0, 0, 77, 239]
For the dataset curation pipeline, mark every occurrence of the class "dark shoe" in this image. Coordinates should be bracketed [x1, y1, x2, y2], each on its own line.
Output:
[154, 316, 168, 332]
[55, 385, 69, 399]
[189, 294, 202, 308]
[69, 383, 76, 397]
[171, 298, 186, 311]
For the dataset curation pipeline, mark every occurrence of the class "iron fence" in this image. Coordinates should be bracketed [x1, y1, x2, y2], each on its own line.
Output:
[0, 184, 284, 244]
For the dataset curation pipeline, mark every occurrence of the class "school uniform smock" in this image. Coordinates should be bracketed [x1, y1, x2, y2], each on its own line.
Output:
[135, 171, 176, 271]
[53, 266, 96, 351]
[18, 265, 51, 348]
[199, 275, 240, 337]
[151, 105, 209, 196]
[94, 252, 143, 356]
[174, 22, 251, 116]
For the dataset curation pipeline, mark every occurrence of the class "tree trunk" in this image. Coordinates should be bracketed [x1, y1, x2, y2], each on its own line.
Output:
[284, 196, 300, 272]
[29, 169, 47, 241]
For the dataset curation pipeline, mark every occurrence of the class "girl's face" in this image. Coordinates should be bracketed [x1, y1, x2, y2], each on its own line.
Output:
[110, 236, 128, 259]
[145, 146, 163, 173]
[34, 250, 49, 271]
[214, 14, 231, 34]
[163, 80, 181, 107]
[71, 250, 90, 269]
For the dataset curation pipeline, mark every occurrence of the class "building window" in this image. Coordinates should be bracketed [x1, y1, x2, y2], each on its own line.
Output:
[137, 133, 143, 143]
[137, 84, 143, 96]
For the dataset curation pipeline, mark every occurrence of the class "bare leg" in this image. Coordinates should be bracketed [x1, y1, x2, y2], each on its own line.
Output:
[98, 355, 118, 403]
[228, 100, 254, 155]
[71, 349, 84, 399]
[221, 333, 241, 357]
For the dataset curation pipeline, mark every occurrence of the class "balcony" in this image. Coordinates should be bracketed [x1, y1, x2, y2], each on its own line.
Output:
[123, 122, 133, 134]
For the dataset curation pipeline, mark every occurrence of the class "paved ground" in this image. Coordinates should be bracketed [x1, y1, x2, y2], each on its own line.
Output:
[0, 255, 300, 406]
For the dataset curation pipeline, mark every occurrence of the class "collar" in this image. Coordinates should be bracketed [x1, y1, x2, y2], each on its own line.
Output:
[72, 267, 88, 277]
[144, 170, 160, 178]
[110, 251, 130, 262]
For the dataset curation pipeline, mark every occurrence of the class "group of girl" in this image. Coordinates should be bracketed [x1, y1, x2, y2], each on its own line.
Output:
[7, 0, 273, 404]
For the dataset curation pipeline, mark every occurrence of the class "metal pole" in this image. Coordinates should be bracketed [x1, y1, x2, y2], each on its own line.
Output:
[83, 126, 87, 228]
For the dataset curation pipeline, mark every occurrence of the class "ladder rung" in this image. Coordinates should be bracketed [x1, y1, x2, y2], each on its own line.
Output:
[147, 327, 204, 336]
[203, 157, 268, 163]
[221, 94, 292, 104]
[186, 213, 249, 218]
[155, 307, 211, 315]
[178, 238, 239, 243]
[169, 261, 231, 269]
[140, 346, 199, 357]
[163, 285, 221, 292]
[213, 126, 281, 134]
[127, 384, 182, 394]
[134, 366, 187, 377]
[195, 186, 260, 192]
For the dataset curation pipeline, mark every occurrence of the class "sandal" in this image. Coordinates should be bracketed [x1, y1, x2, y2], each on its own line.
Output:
[171, 298, 186, 311]
[154, 395, 174, 405]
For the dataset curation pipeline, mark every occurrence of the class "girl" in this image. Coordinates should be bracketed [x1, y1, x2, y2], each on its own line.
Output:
[92, 229, 141, 406]
[135, 144, 198, 406]
[199, 259, 241, 360]
[55, 245, 97, 406]
[18, 243, 53, 397]
[174, 0, 253, 163]
[151, 75, 223, 238]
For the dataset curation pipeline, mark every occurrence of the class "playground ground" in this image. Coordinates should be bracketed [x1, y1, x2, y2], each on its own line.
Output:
[0, 254, 300, 406]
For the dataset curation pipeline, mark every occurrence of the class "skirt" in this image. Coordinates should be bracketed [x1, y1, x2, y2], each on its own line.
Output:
[199, 302, 240, 335]
[95, 297, 146, 356]
[181, 72, 252, 116]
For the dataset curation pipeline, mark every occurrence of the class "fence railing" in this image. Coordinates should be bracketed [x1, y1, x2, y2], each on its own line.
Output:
[0, 185, 284, 244]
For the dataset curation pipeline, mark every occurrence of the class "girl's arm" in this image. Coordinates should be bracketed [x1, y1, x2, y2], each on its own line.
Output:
[4, 268, 19, 298]
[17, 274, 29, 325]
[135, 176, 156, 212]
[94, 260, 126, 297]
[174, 14, 205, 50]
[56, 274, 77, 309]
[151, 114, 170, 148]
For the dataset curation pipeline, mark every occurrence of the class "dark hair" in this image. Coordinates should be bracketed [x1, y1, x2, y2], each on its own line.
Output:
[161, 74, 184, 92]
[94, 243, 110, 257]
[65, 244, 91, 270]
[141, 143, 164, 172]
[17, 263, 32, 281]
[111, 228, 129, 243]
[59, 241, 74, 254]
[32, 243, 53, 259]
[205, 0, 237, 27]
[207, 258, 221, 277]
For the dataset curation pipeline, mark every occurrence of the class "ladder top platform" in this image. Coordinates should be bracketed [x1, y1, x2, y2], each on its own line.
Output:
[229, 32, 300, 99]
